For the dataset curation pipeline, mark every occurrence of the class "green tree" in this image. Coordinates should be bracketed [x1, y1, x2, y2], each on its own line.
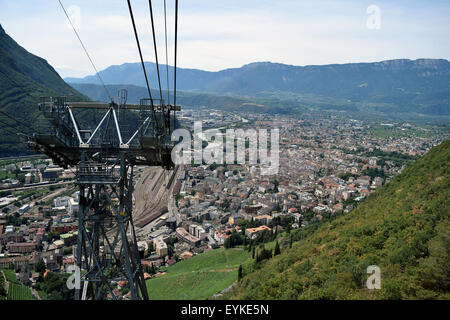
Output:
[224, 231, 245, 249]
[274, 241, 281, 256]
[46, 231, 60, 243]
[35, 272, 73, 300]
[238, 264, 243, 282]
[35, 259, 46, 274]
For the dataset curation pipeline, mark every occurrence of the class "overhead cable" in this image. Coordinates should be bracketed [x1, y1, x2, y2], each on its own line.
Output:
[58, 0, 112, 101]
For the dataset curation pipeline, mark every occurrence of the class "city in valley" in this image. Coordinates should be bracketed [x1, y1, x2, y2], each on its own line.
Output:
[0, 108, 447, 300]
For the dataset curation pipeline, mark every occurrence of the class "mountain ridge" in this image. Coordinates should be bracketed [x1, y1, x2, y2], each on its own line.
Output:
[65, 58, 450, 119]
[0, 24, 86, 156]
[65, 58, 450, 95]
[0, 24, 81, 95]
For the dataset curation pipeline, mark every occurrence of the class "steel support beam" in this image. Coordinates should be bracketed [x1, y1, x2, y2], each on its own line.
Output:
[75, 151, 148, 300]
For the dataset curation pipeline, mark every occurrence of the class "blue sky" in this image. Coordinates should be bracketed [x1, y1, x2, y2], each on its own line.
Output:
[0, 0, 449, 78]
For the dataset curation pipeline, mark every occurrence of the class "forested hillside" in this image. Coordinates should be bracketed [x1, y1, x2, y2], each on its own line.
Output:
[226, 140, 450, 300]
[0, 24, 86, 156]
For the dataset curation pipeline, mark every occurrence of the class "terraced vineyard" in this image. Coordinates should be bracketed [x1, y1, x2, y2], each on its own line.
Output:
[1, 269, 34, 300]
[7, 283, 34, 300]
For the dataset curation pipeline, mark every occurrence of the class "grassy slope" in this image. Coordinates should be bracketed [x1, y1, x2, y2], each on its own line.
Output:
[226, 140, 450, 300]
[1, 269, 19, 284]
[146, 248, 251, 300]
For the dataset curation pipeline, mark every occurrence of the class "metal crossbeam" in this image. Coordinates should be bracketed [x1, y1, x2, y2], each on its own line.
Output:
[28, 96, 177, 169]
[70, 102, 180, 111]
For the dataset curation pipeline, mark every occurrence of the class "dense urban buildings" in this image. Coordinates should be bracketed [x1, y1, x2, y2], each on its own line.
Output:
[0, 110, 448, 300]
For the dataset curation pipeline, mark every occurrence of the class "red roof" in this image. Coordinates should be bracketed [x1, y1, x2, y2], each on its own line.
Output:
[143, 273, 151, 280]
[141, 260, 153, 267]
[117, 281, 128, 287]
[153, 272, 166, 278]
[167, 259, 176, 266]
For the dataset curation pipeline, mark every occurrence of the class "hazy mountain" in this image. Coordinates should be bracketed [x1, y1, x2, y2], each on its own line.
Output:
[0, 24, 86, 156]
[65, 59, 450, 119]
[65, 62, 211, 93]
[69, 83, 298, 115]
[65, 59, 449, 100]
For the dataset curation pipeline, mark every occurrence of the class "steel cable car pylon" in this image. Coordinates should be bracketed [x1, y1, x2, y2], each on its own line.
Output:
[29, 97, 179, 300]
[28, 0, 181, 300]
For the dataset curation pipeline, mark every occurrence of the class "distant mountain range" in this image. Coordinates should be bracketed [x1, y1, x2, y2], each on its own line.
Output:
[69, 83, 300, 115]
[0, 24, 86, 156]
[66, 59, 450, 120]
[65, 59, 450, 99]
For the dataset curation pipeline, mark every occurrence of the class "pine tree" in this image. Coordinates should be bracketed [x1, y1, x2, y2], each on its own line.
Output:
[274, 241, 281, 256]
[238, 264, 243, 281]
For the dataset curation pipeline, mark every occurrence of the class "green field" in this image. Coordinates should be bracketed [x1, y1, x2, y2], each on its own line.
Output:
[1, 269, 19, 284]
[7, 282, 34, 300]
[369, 124, 448, 139]
[146, 248, 251, 300]
[1, 269, 34, 300]
[370, 125, 405, 138]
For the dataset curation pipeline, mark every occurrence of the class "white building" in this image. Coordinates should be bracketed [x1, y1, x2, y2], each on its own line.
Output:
[189, 224, 206, 240]
[54, 196, 70, 208]
[68, 198, 79, 215]
[153, 237, 168, 257]
[25, 173, 32, 184]
[18, 204, 30, 214]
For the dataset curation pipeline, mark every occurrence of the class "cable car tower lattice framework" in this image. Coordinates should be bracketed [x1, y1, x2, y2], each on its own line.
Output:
[27, 0, 181, 300]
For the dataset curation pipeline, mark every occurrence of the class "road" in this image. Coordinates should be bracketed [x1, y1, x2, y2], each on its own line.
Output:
[0, 180, 74, 193]
[0, 154, 45, 162]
